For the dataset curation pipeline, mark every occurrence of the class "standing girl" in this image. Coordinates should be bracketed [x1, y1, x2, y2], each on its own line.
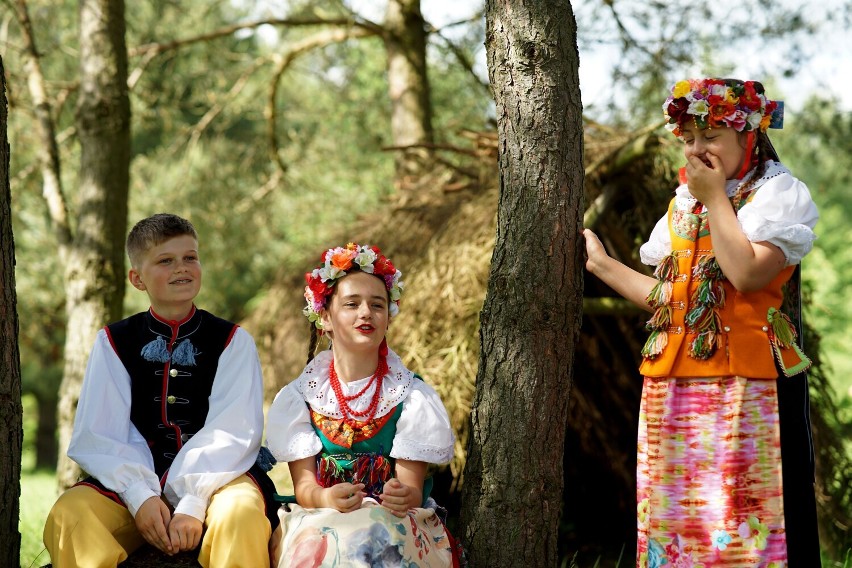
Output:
[584, 78, 820, 566]
[265, 243, 458, 567]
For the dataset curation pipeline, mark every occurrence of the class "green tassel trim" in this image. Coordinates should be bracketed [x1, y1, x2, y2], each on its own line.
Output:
[641, 329, 668, 359]
[767, 307, 797, 349]
[642, 252, 680, 358]
[685, 304, 711, 330]
[645, 280, 672, 309]
[654, 252, 680, 282]
[686, 309, 722, 359]
[690, 279, 726, 308]
[689, 330, 720, 360]
[645, 305, 673, 331]
[692, 254, 724, 281]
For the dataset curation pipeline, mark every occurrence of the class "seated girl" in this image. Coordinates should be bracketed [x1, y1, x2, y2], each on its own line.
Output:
[266, 243, 458, 567]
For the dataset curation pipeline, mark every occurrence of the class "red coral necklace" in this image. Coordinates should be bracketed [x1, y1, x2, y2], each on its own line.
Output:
[329, 355, 387, 425]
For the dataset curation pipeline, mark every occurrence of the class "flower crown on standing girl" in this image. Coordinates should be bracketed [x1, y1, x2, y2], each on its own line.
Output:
[663, 78, 785, 181]
[303, 243, 404, 330]
[662, 78, 784, 138]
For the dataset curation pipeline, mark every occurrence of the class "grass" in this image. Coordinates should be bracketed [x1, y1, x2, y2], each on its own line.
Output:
[19, 470, 55, 568]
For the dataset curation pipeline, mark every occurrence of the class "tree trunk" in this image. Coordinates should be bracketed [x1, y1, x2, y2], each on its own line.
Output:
[0, 53, 24, 568]
[383, 0, 434, 187]
[459, 2, 583, 567]
[36, 391, 59, 470]
[56, 0, 131, 489]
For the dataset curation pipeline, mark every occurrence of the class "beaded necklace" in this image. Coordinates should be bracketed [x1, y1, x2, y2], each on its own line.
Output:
[328, 355, 388, 426]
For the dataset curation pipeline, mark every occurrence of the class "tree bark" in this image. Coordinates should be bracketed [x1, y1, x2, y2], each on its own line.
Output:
[56, 0, 131, 489]
[383, 0, 434, 187]
[459, 2, 584, 567]
[0, 53, 24, 568]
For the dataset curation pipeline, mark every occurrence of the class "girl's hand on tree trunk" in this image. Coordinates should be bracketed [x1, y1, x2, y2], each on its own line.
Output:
[582, 228, 610, 276]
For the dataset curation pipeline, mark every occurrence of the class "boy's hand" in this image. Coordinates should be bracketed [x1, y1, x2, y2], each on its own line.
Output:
[324, 482, 365, 513]
[379, 478, 412, 518]
[135, 496, 175, 554]
[169, 513, 203, 552]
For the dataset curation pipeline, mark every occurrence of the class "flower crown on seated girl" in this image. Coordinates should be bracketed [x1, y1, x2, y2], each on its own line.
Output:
[663, 78, 784, 137]
[303, 243, 404, 329]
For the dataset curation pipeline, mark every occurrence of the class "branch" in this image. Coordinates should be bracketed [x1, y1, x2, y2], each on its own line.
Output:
[429, 27, 490, 95]
[128, 17, 383, 58]
[583, 296, 645, 316]
[584, 119, 664, 178]
[12, 126, 76, 185]
[185, 55, 270, 154]
[382, 141, 482, 158]
[266, 25, 378, 182]
[603, 0, 654, 57]
[233, 169, 283, 215]
[11, 0, 72, 252]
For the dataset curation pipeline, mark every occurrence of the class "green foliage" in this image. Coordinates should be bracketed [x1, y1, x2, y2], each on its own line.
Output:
[777, 98, 852, 406]
[7, 0, 491, 331]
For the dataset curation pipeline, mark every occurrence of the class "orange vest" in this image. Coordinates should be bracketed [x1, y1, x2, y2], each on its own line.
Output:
[638, 197, 810, 379]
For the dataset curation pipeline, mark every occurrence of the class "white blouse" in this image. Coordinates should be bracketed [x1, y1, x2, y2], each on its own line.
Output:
[639, 161, 819, 267]
[266, 348, 455, 466]
[68, 327, 265, 522]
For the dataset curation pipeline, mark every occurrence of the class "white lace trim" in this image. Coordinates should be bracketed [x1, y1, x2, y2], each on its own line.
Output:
[390, 438, 454, 465]
[284, 429, 322, 462]
[295, 348, 414, 419]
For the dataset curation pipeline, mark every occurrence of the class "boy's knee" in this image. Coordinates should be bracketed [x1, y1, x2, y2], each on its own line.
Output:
[207, 479, 270, 534]
[208, 497, 268, 532]
[47, 486, 92, 526]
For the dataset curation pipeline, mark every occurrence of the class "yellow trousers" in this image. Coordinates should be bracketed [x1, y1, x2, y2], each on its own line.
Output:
[43, 474, 271, 568]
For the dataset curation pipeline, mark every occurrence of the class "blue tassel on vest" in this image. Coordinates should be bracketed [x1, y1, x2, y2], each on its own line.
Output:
[140, 336, 199, 366]
[140, 336, 170, 363]
[171, 339, 199, 366]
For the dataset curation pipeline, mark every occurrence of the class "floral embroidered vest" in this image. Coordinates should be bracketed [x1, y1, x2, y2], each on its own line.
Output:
[638, 195, 810, 379]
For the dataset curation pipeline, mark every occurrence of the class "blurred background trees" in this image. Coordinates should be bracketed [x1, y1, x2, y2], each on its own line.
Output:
[3, 0, 851, 565]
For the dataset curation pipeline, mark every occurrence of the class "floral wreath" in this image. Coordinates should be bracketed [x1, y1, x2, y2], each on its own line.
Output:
[303, 243, 404, 329]
[663, 78, 783, 137]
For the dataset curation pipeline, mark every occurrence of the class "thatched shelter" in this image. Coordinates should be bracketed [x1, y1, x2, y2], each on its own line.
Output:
[243, 125, 852, 564]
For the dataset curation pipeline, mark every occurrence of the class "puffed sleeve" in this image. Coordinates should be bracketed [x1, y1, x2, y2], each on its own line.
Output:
[68, 330, 162, 517]
[164, 327, 265, 521]
[266, 381, 322, 462]
[391, 380, 455, 465]
[639, 213, 672, 266]
[738, 173, 818, 265]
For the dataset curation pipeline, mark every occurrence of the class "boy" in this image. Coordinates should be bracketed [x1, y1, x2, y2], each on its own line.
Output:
[43, 213, 278, 567]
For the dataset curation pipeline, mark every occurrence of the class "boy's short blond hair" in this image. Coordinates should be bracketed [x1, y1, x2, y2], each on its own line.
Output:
[126, 213, 198, 268]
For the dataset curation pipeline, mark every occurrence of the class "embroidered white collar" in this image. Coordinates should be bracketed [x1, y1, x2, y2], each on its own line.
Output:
[674, 160, 790, 206]
[294, 348, 415, 419]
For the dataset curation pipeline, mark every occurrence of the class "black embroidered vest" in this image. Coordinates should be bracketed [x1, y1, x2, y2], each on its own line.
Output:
[106, 307, 236, 476]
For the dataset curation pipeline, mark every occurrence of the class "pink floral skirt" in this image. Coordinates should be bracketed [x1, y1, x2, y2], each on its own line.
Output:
[274, 500, 454, 568]
[637, 376, 788, 567]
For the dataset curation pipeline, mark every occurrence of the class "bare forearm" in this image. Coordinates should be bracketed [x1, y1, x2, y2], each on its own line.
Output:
[293, 478, 326, 508]
[588, 255, 657, 312]
[704, 197, 785, 291]
[289, 458, 326, 508]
